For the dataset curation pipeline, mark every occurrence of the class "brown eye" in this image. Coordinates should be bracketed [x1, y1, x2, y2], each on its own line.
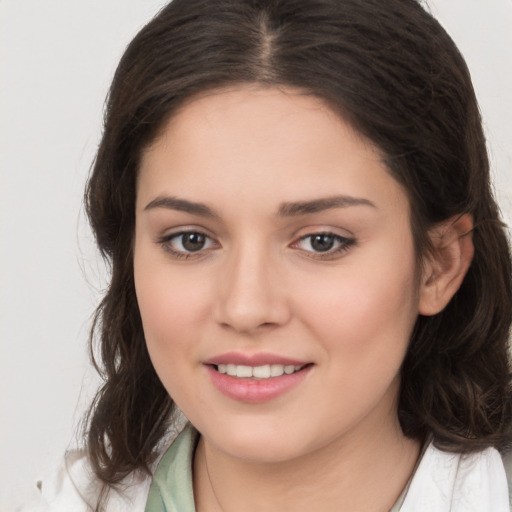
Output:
[158, 230, 217, 257]
[294, 232, 355, 258]
[310, 234, 336, 252]
[181, 232, 206, 252]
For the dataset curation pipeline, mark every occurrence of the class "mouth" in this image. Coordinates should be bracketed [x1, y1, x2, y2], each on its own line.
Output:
[213, 363, 309, 379]
[205, 357, 313, 403]
[203, 352, 315, 404]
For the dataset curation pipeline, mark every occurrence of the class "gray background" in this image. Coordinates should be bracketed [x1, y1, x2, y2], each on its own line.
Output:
[1, 0, 511, 509]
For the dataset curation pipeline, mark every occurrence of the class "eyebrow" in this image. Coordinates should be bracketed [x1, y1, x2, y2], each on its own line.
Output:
[144, 194, 376, 217]
[278, 195, 376, 216]
[144, 196, 219, 217]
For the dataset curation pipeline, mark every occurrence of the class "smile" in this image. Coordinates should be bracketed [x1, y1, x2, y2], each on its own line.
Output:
[206, 356, 313, 403]
[216, 364, 305, 379]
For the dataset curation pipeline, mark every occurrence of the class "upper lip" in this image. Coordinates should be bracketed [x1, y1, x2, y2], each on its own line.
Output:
[204, 352, 310, 367]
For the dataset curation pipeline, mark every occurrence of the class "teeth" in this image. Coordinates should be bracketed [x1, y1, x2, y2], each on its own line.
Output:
[236, 365, 253, 378]
[253, 365, 271, 379]
[216, 363, 304, 379]
[270, 364, 284, 377]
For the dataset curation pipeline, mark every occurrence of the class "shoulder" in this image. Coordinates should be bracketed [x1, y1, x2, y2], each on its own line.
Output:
[18, 417, 188, 511]
[400, 442, 511, 511]
[501, 450, 512, 507]
[18, 449, 154, 512]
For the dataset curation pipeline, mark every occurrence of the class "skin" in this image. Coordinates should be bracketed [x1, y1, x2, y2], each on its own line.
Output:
[133, 85, 469, 511]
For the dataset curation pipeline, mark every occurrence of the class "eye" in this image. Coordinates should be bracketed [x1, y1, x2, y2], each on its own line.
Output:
[158, 230, 217, 257]
[293, 232, 355, 257]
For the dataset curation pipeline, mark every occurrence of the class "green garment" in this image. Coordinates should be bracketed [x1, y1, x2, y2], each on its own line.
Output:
[145, 424, 198, 512]
[144, 424, 408, 512]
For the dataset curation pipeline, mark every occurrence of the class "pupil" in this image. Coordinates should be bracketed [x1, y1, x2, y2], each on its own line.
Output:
[311, 234, 334, 252]
[182, 233, 205, 251]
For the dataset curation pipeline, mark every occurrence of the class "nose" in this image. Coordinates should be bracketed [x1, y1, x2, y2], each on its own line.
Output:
[213, 244, 291, 334]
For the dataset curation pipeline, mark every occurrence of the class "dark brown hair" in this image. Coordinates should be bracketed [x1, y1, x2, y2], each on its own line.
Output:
[85, 0, 512, 493]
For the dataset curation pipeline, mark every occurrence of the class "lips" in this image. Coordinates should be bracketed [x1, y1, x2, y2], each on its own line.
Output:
[204, 352, 313, 403]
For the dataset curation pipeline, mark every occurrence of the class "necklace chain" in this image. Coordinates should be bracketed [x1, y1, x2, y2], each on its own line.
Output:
[203, 446, 227, 512]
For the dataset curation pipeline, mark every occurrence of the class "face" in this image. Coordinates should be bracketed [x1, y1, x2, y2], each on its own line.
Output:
[134, 86, 422, 463]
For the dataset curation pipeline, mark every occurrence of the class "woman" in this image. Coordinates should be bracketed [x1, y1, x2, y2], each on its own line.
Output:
[29, 0, 512, 510]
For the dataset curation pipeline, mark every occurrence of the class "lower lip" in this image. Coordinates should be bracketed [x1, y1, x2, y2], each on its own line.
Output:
[206, 365, 312, 403]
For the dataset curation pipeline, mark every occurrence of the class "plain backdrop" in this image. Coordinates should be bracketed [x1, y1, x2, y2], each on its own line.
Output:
[1, 1, 511, 509]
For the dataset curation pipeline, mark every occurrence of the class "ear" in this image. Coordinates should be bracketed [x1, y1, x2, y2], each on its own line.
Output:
[419, 214, 474, 316]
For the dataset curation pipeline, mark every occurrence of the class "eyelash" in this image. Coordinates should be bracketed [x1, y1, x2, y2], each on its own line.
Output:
[156, 230, 356, 260]
[157, 231, 217, 260]
[293, 232, 356, 259]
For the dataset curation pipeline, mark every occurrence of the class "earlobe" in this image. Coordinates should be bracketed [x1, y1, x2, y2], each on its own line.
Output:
[418, 214, 474, 316]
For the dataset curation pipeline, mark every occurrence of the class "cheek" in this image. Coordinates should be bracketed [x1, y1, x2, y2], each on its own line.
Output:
[134, 266, 214, 412]
[133, 249, 211, 377]
[293, 247, 420, 375]
[136, 278, 200, 345]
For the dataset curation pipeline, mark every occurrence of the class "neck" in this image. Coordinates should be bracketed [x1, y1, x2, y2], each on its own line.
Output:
[193, 417, 420, 512]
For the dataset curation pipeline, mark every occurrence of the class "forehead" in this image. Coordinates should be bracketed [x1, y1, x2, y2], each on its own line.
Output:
[145, 86, 353, 162]
[137, 85, 408, 218]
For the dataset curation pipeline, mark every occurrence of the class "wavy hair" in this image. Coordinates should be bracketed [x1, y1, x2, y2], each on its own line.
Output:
[85, 0, 512, 493]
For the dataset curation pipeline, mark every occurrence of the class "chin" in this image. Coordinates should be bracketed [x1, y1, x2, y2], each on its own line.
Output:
[194, 414, 322, 464]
